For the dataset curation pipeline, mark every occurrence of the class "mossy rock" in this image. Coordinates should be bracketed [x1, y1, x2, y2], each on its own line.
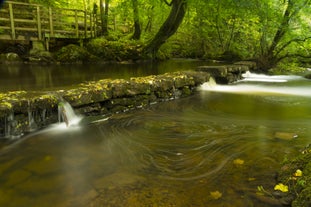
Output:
[277, 145, 311, 206]
[86, 38, 143, 61]
[304, 73, 311, 79]
[55, 44, 98, 63]
[0, 53, 22, 63]
[28, 49, 54, 63]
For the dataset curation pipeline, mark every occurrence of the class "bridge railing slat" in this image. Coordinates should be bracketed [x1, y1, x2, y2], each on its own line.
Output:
[0, 1, 98, 41]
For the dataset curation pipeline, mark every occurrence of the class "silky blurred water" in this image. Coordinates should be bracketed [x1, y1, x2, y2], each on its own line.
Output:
[0, 74, 311, 207]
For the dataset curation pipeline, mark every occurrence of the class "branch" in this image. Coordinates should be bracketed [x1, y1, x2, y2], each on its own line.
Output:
[277, 53, 311, 62]
[275, 36, 311, 56]
[163, 0, 173, 6]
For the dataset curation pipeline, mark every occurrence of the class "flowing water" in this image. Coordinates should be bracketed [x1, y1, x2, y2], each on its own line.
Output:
[0, 70, 311, 206]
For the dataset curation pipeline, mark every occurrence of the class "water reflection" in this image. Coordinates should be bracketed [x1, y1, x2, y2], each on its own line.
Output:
[0, 59, 207, 92]
[1, 78, 311, 206]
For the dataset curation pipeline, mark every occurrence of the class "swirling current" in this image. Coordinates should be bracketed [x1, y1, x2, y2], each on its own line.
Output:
[0, 74, 311, 206]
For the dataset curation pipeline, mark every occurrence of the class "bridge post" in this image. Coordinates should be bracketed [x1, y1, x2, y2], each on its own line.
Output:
[90, 12, 93, 37]
[48, 7, 54, 36]
[84, 11, 87, 38]
[8, 2, 16, 40]
[36, 6, 42, 40]
[74, 10, 79, 38]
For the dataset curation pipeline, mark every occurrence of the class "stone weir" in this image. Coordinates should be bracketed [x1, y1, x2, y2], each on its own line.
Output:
[0, 61, 255, 138]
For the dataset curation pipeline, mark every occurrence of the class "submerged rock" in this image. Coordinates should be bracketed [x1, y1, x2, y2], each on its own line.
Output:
[274, 132, 298, 140]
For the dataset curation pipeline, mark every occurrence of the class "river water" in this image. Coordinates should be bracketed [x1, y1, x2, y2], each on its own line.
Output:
[0, 59, 206, 92]
[0, 62, 311, 206]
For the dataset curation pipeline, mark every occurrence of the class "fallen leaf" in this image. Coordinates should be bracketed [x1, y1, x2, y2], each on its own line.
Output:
[44, 155, 52, 161]
[274, 183, 288, 193]
[233, 158, 244, 165]
[210, 191, 222, 200]
[294, 169, 303, 177]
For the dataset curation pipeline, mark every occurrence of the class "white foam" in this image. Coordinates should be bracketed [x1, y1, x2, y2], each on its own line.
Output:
[58, 101, 82, 127]
[240, 71, 303, 83]
[200, 72, 311, 97]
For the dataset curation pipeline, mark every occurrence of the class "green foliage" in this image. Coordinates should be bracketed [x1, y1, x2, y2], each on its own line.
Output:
[55, 44, 97, 63]
[86, 38, 144, 61]
[26, 0, 311, 70]
[269, 61, 307, 75]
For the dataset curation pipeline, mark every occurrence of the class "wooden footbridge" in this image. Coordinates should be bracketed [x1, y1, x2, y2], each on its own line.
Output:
[0, 1, 100, 50]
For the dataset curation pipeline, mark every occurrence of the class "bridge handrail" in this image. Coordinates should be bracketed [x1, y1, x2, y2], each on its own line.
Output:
[0, 1, 98, 41]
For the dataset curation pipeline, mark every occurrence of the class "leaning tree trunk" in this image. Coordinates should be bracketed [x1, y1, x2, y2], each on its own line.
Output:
[143, 0, 187, 57]
[131, 0, 141, 40]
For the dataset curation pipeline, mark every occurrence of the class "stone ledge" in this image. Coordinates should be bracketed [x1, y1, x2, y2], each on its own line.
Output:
[0, 61, 256, 138]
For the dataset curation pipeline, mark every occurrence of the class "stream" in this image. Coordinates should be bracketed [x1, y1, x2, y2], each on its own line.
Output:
[0, 62, 311, 206]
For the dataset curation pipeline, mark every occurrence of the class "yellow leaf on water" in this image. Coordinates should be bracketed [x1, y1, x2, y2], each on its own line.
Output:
[233, 158, 244, 165]
[294, 169, 303, 177]
[44, 155, 52, 161]
[210, 191, 222, 200]
[274, 183, 288, 193]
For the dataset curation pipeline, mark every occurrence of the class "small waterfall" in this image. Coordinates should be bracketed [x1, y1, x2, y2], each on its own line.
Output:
[58, 101, 82, 127]
[4, 113, 15, 138]
[201, 77, 216, 89]
[27, 100, 37, 131]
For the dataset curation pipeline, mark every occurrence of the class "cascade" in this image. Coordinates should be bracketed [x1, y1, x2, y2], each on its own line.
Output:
[27, 100, 37, 131]
[241, 71, 303, 82]
[4, 113, 15, 138]
[200, 72, 311, 97]
[58, 101, 82, 127]
[201, 77, 216, 89]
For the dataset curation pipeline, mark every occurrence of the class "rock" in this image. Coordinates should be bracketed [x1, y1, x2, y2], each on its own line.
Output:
[304, 73, 311, 79]
[55, 44, 98, 63]
[0, 53, 22, 63]
[0, 64, 250, 138]
[274, 132, 298, 140]
[28, 49, 54, 63]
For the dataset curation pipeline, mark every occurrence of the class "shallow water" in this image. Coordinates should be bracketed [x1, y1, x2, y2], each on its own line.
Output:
[1, 74, 311, 207]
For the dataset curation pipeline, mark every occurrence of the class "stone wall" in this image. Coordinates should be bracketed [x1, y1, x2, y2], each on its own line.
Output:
[0, 61, 255, 138]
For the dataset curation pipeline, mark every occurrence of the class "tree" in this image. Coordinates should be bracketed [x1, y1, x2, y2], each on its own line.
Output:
[143, 0, 187, 57]
[100, 0, 110, 35]
[257, 0, 311, 70]
[131, 0, 141, 40]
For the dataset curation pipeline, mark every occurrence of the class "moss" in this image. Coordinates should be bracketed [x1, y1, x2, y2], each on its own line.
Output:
[276, 145, 311, 206]
[86, 38, 144, 61]
[55, 44, 98, 63]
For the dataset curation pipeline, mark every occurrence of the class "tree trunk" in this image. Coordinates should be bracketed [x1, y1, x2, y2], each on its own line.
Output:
[100, 0, 109, 36]
[143, 0, 187, 57]
[131, 0, 141, 40]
